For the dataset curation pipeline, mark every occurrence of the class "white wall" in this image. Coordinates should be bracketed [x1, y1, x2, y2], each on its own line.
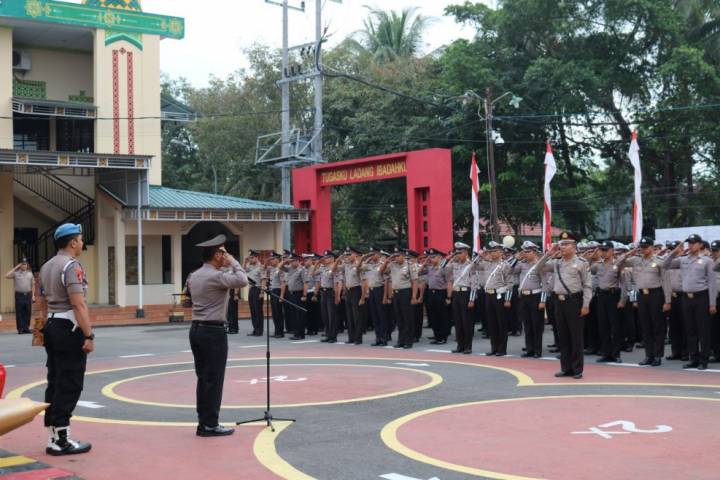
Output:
[17, 47, 93, 102]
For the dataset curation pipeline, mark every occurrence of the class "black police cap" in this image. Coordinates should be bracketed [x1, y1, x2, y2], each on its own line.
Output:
[558, 231, 577, 242]
[638, 236, 654, 247]
[711, 240, 720, 251]
[686, 233, 703, 243]
[600, 240, 614, 250]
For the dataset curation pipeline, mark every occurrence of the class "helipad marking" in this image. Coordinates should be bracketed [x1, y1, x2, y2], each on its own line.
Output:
[396, 363, 430, 367]
[253, 421, 314, 480]
[605, 362, 642, 368]
[77, 400, 105, 409]
[381, 395, 720, 480]
[239, 345, 265, 349]
[101, 363, 443, 409]
[180, 349, 192, 353]
[425, 349, 451, 353]
[292, 340, 319, 344]
[381, 474, 441, 480]
[119, 354, 154, 358]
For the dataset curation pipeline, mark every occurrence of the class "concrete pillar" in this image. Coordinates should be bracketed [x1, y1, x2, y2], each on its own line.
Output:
[0, 174, 14, 313]
[95, 197, 109, 304]
[171, 228, 182, 293]
[0, 27, 12, 149]
[113, 208, 126, 307]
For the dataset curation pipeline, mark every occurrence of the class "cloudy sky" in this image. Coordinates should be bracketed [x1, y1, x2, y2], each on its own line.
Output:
[137, 0, 481, 86]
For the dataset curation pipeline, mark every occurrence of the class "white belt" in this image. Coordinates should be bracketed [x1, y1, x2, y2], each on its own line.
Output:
[521, 289, 543, 295]
[50, 310, 78, 330]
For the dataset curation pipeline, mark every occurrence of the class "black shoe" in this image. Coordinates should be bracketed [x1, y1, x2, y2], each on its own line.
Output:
[666, 354, 682, 361]
[196, 425, 235, 437]
[273, 334, 284, 338]
[46, 427, 91, 456]
[452, 349, 463, 353]
[547, 344, 556, 348]
[698, 363, 708, 371]
[533, 353, 542, 359]
[573, 373, 583, 379]
[320, 338, 330, 342]
[326, 339, 337, 343]
[289, 336, 305, 340]
[683, 362, 699, 369]
[636, 343, 645, 348]
[681, 355, 689, 361]
[463, 349, 472, 354]
[428, 336, 436, 340]
[393, 344, 404, 348]
[651, 358, 662, 367]
[227, 330, 239, 334]
[638, 358, 653, 366]
[624, 345, 634, 352]
[354, 341, 362, 345]
[485, 351, 496, 356]
[247, 332, 258, 336]
[430, 339, 447, 345]
[596, 357, 611, 363]
[403, 344, 412, 349]
[554, 371, 571, 378]
[548, 348, 560, 353]
[583, 348, 598, 355]
[495, 352, 506, 357]
[521, 353, 534, 358]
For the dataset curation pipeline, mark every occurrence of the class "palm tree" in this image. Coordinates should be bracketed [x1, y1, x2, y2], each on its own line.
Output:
[353, 7, 429, 64]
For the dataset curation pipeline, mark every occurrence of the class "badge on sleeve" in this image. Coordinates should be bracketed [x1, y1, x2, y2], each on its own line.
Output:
[75, 267, 84, 283]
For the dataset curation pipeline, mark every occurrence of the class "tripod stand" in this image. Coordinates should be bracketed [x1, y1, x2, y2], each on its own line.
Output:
[237, 280, 307, 432]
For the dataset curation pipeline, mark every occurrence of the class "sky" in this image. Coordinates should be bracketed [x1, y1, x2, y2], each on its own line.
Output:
[136, 0, 479, 87]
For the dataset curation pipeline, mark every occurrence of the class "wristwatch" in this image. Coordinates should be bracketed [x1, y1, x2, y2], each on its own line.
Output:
[85, 333, 95, 340]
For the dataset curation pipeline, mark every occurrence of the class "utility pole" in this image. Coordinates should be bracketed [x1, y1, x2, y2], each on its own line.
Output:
[281, 0, 291, 249]
[313, 0, 323, 161]
[485, 88, 500, 242]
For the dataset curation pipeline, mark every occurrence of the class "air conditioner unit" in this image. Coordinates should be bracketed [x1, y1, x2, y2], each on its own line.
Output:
[12, 50, 31, 71]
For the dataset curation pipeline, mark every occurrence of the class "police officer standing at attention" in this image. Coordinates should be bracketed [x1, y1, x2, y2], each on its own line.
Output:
[446, 242, 475, 354]
[665, 241, 687, 361]
[592, 241, 625, 363]
[266, 252, 285, 337]
[243, 250, 264, 336]
[316, 250, 340, 343]
[423, 249, 451, 345]
[5, 257, 35, 334]
[476, 241, 515, 356]
[618, 236, 671, 366]
[536, 232, 593, 379]
[359, 247, 389, 346]
[516, 241, 545, 358]
[341, 246, 366, 345]
[281, 254, 307, 341]
[381, 248, 417, 349]
[663, 234, 718, 370]
[187, 235, 248, 436]
[39, 223, 93, 455]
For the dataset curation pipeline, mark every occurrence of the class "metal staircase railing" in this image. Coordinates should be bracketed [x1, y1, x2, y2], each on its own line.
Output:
[14, 171, 93, 217]
[13, 171, 95, 268]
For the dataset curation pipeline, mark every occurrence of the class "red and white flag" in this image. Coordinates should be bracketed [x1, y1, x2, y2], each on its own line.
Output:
[542, 143, 557, 251]
[629, 131, 642, 242]
[470, 151, 481, 252]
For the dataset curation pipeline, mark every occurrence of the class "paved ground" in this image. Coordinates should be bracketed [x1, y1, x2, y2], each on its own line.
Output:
[1, 321, 719, 480]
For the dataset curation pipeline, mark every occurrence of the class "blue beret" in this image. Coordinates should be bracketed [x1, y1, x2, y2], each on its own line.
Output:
[54, 223, 82, 241]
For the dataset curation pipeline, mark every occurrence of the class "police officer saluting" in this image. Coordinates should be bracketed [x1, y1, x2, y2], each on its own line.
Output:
[39, 223, 93, 455]
[243, 250, 264, 336]
[516, 241, 545, 358]
[536, 232, 593, 379]
[663, 234, 718, 370]
[187, 235, 248, 436]
[5, 257, 35, 334]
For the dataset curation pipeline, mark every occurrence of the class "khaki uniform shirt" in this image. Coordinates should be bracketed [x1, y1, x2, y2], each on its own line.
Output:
[389, 261, 416, 290]
[517, 260, 543, 292]
[187, 261, 248, 321]
[426, 264, 449, 290]
[342, 261, 362, 289]
[477, 260, 514, 293]
[283, 266, 306, 292]
[362, 261, 385, 289]
[663, 253, 718, 306]
[40, 251, 87, 313]
[13, 270, 34, 293]
[621, 255, 671, 303]
[537, 255, 593, 308]
[246, 263, 264, 286]
[449, 259, 474, 289]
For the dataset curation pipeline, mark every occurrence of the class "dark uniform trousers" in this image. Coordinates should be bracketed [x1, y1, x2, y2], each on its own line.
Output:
[475, 289, 486, 334]
[413, 299, 424, 341]
[270, 288, 284, 335]
[597, 289, 623, 359]
[584, 295, 600, 353]
[226, 294, 239, 333]
[15, 292, 32, 333]
[683, 290, 711, 364]
[509, 285, 521, 334]
[669, 293, 687, 358]
[637, 287, 665, 360]
[43, 318, 87, 428]
[546, 296, 560, 347]
[189, 323, 228, 427]
[555, 292, 584, 375]
[286, 290, 305, 338]
[367, 287, 388, 342]
[305, 292, 320, 333]
[621, 302, 638, 349]
[248, 286, 264, 335]
[451, 290, 473, 351]
[518, 292, 543, 355]
[344, 286, 366, 343]
[392, 288, 414, 346]
[427, 289, 450, 341]
[320, 288, 338, 340]
[485, 293, 508, 355]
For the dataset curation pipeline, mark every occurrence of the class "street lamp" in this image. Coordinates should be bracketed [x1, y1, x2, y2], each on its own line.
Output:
[460, 89, 522, 241]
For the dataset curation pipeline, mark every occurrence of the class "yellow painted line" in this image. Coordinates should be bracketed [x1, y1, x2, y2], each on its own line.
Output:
[101, 363, 442, 409]
[0, 455, 36, 468]
[254, 421, 316, 480]
[381, 394, 720, 480]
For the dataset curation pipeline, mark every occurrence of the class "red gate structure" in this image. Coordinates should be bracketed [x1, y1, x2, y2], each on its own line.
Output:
[292, 148, 453, 253]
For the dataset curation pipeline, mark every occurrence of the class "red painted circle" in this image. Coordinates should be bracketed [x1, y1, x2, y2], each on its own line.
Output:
[395, 396, 720, 479]
[112, 364, 436, 406]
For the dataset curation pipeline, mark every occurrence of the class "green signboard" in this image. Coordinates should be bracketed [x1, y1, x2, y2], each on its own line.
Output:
[0, 0, 184, 39]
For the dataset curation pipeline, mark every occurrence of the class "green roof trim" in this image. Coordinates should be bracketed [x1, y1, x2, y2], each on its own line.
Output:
[148, 186, 295, 211]
[0, 0, 184, 39]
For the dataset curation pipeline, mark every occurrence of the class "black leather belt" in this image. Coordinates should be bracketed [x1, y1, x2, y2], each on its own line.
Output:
[320, 287, 334, 292]
[599, 288, 620, 294]
[685, 290, 708, 299]
[192, 321, 227, 327]
[556, 292, 583, 301]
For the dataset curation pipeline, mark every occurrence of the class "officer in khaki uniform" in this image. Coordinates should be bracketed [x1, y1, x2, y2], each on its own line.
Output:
[359, 247, 389, 346]
[617, 236, 671, 366]
[422, 248, 451, 344]
[665, 241, 688, 361]
[475, 241, 516, 356]
[187, 234, 248, 436]
[446, 242, 476, 354]
[316, 250, 341, 343]
[281, 254, 307, 340]
[663, 234, 718, 370]
[39, 223, 93, 456]
[243, 250, 265, 336]
[515, 241, 545, 358]
[5, 258, 35, 334]
[340, 246, 367, 344]
[381, 247, 417, 349]
[536, 231, 593, 379]
[591, 241, 626, 363]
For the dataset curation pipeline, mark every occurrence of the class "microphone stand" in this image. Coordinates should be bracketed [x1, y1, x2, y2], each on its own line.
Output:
[236, 278, 307, 432]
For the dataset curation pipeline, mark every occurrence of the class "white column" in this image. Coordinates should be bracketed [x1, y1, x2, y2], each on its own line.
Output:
[114, 208, 126, 307]
[136, 173, 144, 317]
